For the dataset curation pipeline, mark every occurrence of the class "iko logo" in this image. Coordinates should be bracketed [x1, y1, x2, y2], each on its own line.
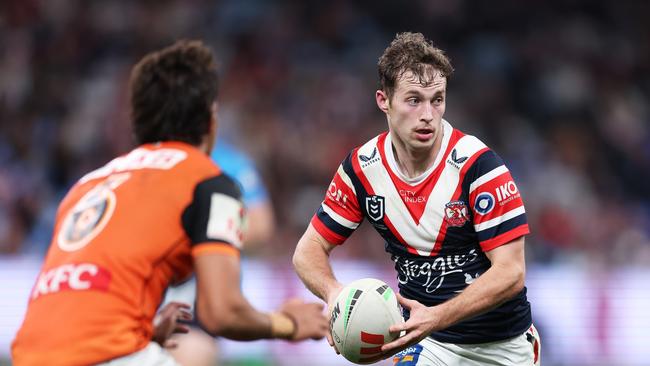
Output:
[447, 149, 468, 169]
[474, 192, 495, 215]
[360, 148, 380, 167]
[495, 181, 519, 202]
[365, 195, 385, 221]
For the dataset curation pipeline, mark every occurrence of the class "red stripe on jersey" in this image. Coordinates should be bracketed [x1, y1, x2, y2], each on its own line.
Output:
[377, 130, 464, 225]
[470, 171, 523, 225]
[310, 214, 346, 245]
[351, 148, 418, 255]
[429, 147, 490, 256]
[480, 224, 529, 252]
[325, 170, 363, 224]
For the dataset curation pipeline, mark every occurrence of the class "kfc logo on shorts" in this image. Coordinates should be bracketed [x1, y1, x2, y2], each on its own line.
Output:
[444, 201, 469, 227]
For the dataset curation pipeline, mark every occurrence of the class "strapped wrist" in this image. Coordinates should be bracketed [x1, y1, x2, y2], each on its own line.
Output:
[269, 312, 297, 340]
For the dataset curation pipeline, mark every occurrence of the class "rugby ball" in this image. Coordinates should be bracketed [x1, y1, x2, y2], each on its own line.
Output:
[330, 278, 404, 364]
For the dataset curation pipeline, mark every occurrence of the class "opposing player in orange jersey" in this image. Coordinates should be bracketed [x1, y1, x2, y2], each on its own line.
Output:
[11, 40, 328, 366]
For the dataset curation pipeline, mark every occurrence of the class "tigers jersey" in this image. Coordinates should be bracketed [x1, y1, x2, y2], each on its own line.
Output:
[311, 120, 532, 344]
[12, 142, 243, 366]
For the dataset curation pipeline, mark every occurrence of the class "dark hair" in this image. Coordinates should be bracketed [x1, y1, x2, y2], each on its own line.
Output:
[129, 40, 219, 145]
[378, 32, 454, 99]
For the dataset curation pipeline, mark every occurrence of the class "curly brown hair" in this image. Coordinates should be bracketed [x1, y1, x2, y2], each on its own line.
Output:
[129, 40, 219, 145]
[378, 32, 454, 99]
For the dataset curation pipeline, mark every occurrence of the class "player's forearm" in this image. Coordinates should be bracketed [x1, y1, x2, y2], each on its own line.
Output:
[433, 260, 524, 329]
[293, 230, 341, 302]
[197, 294, 273, 340]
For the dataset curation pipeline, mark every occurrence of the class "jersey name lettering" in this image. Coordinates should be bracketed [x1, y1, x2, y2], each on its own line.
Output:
[81, 148, 187, 183]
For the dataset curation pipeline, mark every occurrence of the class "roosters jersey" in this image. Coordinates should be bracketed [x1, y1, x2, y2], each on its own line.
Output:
[311, 120, 531, 344]
[12, 142, 243, 366]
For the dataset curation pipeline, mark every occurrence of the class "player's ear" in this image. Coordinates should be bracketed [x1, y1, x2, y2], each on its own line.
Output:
[376, 90, 390, 114]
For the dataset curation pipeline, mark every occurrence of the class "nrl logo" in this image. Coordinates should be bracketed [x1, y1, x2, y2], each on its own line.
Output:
[365, 195, 385, 221]
[446, 149, 468, 169]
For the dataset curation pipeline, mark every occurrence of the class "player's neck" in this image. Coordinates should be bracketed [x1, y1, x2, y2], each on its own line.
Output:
[391, 136, 442, 179]
[199, 134, 215, 155]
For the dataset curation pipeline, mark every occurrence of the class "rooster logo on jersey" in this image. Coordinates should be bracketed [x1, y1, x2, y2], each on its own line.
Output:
[444, 200, 469, 227]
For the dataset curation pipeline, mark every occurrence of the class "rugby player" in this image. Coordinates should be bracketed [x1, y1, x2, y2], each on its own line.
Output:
[293, 32, 541, 365]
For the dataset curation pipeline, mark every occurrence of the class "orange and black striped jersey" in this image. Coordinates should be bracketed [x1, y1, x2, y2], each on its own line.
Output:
[12, 141, 243, 366]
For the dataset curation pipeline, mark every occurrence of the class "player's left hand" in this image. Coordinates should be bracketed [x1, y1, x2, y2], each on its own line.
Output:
[379, 294, 441, 357]
[152, 301, 193, 348]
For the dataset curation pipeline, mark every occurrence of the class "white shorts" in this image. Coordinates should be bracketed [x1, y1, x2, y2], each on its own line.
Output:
[95, 342, 180, 366]
[392, 324, 541, 366]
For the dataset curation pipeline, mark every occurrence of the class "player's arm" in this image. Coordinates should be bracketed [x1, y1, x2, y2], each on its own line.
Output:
[293, 158, 364, 351]
[195, 248, 327, 340]
[293, 223, 344, 307]
[293, 159, 363, 306]
[186, 174, 328, 341]
[436, 235, 526, 325]
[381, 236, 525, 353]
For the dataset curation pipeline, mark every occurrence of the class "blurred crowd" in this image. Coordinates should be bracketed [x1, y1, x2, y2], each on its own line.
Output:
[1, 0, 649, 266]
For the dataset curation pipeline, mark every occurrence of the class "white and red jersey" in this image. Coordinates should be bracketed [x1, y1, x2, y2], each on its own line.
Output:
[311, 120, 532, 343]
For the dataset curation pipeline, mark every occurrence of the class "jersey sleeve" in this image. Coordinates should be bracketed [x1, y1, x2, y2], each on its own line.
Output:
[310, 156, 364, 245]
[182, 174, 244, 257]
[467, 150, 530, 251]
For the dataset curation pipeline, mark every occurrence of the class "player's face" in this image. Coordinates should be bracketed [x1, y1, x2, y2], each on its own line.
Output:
[376, 69, 447, 152]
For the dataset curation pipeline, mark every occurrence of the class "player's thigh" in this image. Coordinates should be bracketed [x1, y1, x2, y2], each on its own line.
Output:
[97, 342, 180, 366]
[392, 326, 541, 366]
[437, 330, 539, 366]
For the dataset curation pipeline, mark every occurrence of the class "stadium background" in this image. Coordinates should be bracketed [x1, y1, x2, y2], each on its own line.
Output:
[1, 0, 649, 365]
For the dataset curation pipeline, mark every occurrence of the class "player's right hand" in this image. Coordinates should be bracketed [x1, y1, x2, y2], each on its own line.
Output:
[325, 284, 344, 354]
[152, 301, 193, 348]
[279, 298, 328, 341]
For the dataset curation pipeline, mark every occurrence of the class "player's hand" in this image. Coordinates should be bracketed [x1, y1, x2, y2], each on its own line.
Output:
[279, 298, 329, 341]
[380, 294, 439, 356]
[325, 284, 344, 354]
[152, 301, 193, 348]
